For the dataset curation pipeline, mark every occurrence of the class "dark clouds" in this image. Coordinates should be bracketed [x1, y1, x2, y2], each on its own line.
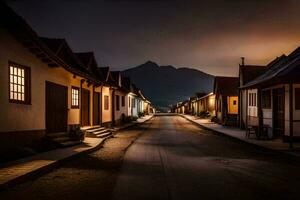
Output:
[6, 0, 300, 76]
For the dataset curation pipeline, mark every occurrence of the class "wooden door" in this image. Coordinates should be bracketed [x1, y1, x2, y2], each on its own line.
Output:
[46, 81, 68, 133]
[93, 92, 100, 125]
[81, 88, 90, 126]
[273, 88, 285, 137]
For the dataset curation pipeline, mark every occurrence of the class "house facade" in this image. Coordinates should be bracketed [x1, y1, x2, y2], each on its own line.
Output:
[214, 76, 239, 126]
[0, 4, 107, 153]
[0, 3, 152, 157]
[238, 64, 268, 129]
[241, 49, 300, 144]
[197, 93, 216, 117]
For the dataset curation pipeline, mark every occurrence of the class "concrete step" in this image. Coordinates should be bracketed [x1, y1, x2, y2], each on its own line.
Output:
[81, 125, 101, 131]
[85, 127, 106, 133]
[96, 132, 113, 138]
[93, 129, 111, 135]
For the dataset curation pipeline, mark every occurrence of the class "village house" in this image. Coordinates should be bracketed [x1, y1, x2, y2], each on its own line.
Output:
[110, 71, 129, 125]
[241, 48, 300, 145]
[0, 3, 151, 160]
[214, 76, 239, 126]
[196, 92, 216, 118]
[0, 3, 109, 157]
[238, 63, 268, 129]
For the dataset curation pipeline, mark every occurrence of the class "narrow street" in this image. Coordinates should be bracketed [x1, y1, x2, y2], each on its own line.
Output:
[1, 115, 300, 200]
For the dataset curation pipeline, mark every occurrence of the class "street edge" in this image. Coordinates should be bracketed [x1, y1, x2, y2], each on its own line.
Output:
[0, 115, 155, 190]
[179, 114, 300, 159]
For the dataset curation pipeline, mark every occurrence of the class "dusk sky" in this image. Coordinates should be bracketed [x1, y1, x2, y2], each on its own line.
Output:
[7, 0, 300, 76]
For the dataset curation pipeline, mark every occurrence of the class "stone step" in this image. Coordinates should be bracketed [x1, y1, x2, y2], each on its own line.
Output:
[85, 127, 106, 133]
[96, 132, 112, 138]
[93, 129, 111, 135]
[81, 125, 101, 131]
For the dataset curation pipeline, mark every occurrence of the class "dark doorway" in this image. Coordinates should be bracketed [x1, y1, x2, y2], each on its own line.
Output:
[93, 92, 100, 125]
[273, 88, 285, 137]
[81, 88, 90, 126]
[46, 81, 68, 133]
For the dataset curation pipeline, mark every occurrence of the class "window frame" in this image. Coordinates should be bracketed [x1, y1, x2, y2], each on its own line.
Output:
[71, 86, 80, 109]
[233, 100, 237, 106]
[8, 61, 31, 104]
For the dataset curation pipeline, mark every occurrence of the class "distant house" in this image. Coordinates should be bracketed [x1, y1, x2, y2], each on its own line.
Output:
[241, 48, 300, 143]
[110, 71, 128, 125]
[189, 96, 198, 115]
[238, 64, 268, 129]
[214, 76, 239, 125]
[197, 93, 216, 117]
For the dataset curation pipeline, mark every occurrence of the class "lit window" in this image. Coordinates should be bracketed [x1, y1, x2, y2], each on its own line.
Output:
[71, 87, 79, 108]
[9, 62, 30, 104]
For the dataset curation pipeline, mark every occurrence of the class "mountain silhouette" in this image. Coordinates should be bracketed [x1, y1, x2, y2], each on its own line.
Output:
[122, 61, 214, 110]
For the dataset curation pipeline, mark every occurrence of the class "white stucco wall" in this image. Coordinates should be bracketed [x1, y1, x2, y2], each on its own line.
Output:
[0, 29, 89, 132]
[114, 90, 127, 122]
[101, 86, 112, 123]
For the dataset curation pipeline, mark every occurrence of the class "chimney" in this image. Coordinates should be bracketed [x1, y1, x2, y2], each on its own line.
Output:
[241, 57, 245, 66]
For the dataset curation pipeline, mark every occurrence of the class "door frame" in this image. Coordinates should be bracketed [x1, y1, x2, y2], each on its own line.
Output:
[81, 88, 90, 126]
[93, 91, 100, 125]
[45, 81, 68, 133]
[272, 87, 285, 137]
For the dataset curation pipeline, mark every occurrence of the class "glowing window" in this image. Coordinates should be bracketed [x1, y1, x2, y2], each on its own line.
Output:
[9, 62, 30, 104]
[71, 87, 79, 108]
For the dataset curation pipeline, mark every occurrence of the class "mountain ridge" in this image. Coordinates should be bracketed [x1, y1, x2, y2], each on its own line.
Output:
[122, 61, 215, 110]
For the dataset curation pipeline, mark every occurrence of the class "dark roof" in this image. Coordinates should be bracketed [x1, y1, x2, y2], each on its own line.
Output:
[110, 71, 121, 83]
[214, 76, 239, 96]
[40, 37, 88, 72]
[1, 2, 105, 84]
[241, 52, 299, 88]
[239, 65, 268, 86]
[75, 52, 108, 82]
[75, 52, 94, 68]
[121, 77, 131, 92]
[97, 67, 110, 82]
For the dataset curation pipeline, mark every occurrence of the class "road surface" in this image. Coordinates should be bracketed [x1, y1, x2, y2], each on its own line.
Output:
[1, 115, 300, 200]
